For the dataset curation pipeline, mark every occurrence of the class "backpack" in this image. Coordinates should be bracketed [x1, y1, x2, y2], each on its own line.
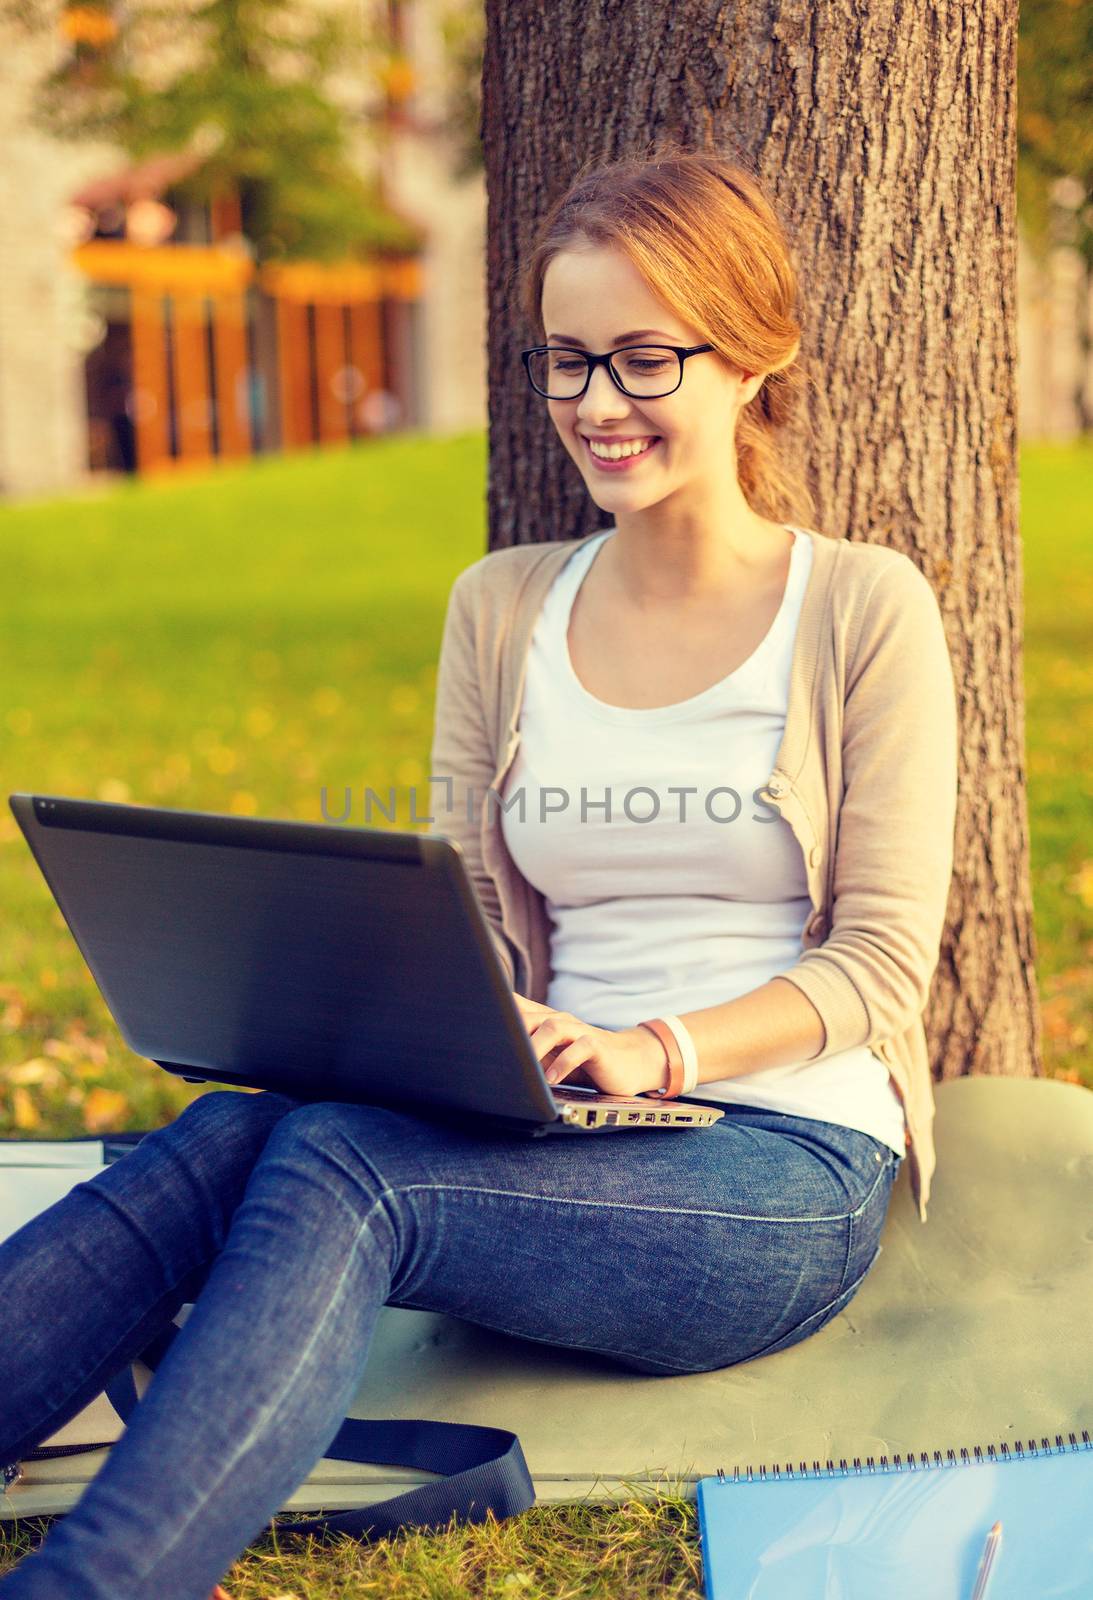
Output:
[0, 1132, 535, 1542]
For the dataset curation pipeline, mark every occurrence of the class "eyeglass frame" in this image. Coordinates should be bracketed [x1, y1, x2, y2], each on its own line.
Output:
[520, 342, 718, 401]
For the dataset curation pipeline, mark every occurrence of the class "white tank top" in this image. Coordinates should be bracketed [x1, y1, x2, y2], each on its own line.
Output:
[500, 525, 907, 1158]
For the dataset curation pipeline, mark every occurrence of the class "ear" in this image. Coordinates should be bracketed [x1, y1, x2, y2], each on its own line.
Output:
[739, 371, 766, 407]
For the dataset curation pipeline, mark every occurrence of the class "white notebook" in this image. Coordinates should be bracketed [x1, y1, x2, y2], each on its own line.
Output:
[0, 1139, 108, 1244]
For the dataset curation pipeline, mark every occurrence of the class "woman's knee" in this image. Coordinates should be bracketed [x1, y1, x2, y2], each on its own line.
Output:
[250, 1102, 409, 1276]
[177, 1086, 299, 1129]
[151, 1088, 302, 1172]
[263, 1098, 396, 1156]
[67, 1092, 302, 1270]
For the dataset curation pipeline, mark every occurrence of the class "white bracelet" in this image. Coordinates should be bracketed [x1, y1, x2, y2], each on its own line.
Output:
[658, 1014, 699, 1095]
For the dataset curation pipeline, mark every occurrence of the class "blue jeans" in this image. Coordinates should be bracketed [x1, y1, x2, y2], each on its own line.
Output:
[0, 1090, 901, 1599]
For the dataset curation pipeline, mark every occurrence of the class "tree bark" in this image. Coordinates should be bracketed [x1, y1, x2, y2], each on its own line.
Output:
[480, 0, 1040, 1080]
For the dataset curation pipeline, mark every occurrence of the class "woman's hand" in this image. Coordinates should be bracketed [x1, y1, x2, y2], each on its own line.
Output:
[511, 993, 670, 1098]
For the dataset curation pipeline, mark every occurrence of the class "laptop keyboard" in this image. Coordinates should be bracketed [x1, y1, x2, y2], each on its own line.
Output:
[552, 1086, 637, 1102]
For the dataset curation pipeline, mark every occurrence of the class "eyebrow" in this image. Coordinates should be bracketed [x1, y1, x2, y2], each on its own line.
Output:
[545, 329, 679, 348]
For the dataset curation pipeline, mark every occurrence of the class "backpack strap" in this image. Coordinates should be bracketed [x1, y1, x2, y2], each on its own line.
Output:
[112, 1320, 536, 1541]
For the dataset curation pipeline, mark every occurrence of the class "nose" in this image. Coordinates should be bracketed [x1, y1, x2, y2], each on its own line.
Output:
[575, 361, 633, 425]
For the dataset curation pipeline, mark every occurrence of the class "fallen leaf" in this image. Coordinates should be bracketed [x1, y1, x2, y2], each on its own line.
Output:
[43, 1038, 80, 1064]
[62, 1026, 108, 1065]
[83, 1087, 130, 1133]
[4, 1058, 63, 1088]
[12, 1086, 40, 1130]
[1067, 861, 1093, 909]
[97, 778, 131, 804]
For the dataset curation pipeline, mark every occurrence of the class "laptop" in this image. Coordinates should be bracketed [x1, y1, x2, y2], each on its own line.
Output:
[8, 794, 725, 1138]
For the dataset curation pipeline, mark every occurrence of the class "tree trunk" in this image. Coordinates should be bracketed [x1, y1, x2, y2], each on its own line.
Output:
[480, 0, 1040, 1081]
[1077, 248, 1093, 435]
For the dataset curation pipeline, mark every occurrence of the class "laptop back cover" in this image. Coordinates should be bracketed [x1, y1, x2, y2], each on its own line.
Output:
[9, 793, 552, 1124]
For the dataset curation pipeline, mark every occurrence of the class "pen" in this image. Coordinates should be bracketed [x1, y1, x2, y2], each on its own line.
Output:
[970, 1518, 1002, 1600]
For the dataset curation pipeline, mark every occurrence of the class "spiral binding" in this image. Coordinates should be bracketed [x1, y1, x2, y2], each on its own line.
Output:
[713, 1428, 1092, 1484]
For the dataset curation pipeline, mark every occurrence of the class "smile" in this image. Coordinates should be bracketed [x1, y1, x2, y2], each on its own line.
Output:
[582, 436, 661, 471]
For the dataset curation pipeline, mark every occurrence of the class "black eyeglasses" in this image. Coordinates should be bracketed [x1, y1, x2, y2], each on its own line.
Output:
[520, 343, 717, 401]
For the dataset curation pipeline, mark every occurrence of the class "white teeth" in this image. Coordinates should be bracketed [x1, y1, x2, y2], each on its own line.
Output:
[587, 437, 656, 461]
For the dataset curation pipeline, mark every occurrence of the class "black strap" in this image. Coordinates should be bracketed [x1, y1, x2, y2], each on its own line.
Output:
[107, 1320, 535, 1542]
[271, 1416, 536, 1541]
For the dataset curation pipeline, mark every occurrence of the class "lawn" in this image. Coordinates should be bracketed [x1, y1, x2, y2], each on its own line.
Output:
[0, 433, 1090, 1595]
[1, 434, 492, 1137]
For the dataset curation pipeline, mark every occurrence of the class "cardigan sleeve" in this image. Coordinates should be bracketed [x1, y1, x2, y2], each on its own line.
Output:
[775, 554, 958, 1054]
[426, 565, 517, 989]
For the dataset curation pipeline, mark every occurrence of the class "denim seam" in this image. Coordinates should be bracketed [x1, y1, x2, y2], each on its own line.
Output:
[840, 1157, 895, 1293]
[842, 1202, 857, 1297]
[132, 1194, 390, 1582]
[389, 1184, 862, 1225]
[847, 1155, 894, 1218]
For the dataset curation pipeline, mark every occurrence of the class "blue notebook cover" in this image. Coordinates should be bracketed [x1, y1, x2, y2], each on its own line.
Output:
[697, 1434, 1093, 1598]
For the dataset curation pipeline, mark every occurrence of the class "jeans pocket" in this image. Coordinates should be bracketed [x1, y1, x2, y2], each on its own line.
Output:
[740, 1241, 884, 1364]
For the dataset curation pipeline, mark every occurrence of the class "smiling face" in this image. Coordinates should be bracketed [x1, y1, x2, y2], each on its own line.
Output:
[539, 241, 762, 515]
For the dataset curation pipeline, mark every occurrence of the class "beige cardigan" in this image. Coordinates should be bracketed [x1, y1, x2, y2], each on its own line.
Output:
[427, 526, 959, 1223]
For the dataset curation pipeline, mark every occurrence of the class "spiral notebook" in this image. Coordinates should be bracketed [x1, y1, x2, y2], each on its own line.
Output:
[697, 1429, 1093, 1598]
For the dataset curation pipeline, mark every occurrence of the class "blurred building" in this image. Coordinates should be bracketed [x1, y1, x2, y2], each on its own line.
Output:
[2, 6, 1088, 500]
[0, 0, 488, 497]
[1016, 180, 1093, 443]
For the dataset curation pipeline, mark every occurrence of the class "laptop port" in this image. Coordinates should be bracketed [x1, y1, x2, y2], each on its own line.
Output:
[678, 1115, 693, 1123]
[605, 1111, 619, 1125]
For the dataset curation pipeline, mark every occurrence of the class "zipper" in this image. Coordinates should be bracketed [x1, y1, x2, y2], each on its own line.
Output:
[18, 1441, 115, 1461]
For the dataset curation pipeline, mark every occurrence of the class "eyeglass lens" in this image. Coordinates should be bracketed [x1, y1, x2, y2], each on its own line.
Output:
[527, 347, 682, 399]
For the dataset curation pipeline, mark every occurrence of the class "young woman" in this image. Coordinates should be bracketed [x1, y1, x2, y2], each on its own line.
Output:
[0, 148, 957, 1600]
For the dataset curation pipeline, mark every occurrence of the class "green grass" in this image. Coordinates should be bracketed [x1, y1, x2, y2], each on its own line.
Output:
[0, 434, 1090, 1595]
[0, 1480, 706, 1598]
[1019, 443, 1093, 1076]
[0, 435, 490, 1137]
